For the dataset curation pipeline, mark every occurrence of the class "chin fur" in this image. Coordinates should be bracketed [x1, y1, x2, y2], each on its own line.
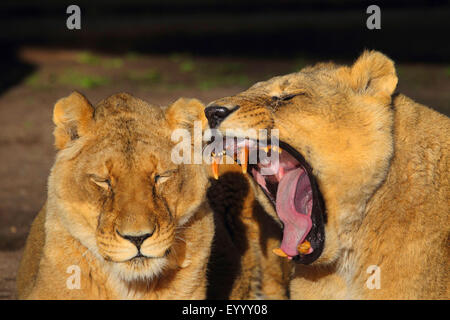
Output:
[108, 257, 169, 282]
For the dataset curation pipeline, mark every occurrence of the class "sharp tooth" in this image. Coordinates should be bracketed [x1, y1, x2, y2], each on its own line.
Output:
[212, 158, 219, 180]
[240, 146, 248, 174]
[297, 240, 311, 254]
[272, 145, 282, 153]
[272, 248, 288, 258]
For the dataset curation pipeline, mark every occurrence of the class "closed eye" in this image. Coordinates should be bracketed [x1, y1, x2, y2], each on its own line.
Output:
[89, 175, 111, 190]
[271, 90, 308, 102]
[280, 92, 306, 101]
[155, 169, 178, 184]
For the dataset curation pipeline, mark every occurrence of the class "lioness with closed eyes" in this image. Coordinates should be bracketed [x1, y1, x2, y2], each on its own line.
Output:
[17, 92, 216, 299]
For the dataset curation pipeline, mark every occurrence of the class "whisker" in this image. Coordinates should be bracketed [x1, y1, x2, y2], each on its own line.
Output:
[175, 236, 186, 244]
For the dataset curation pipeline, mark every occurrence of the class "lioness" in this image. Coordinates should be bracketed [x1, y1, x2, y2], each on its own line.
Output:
[16, 92, 215, 299]
[205, 51, 449, 299]
[16, 92, 288, 299]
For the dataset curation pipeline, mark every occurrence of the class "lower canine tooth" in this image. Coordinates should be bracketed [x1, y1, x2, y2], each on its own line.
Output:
[212, 158, 219, 180]
[240, 146, 249, 174]
[297, 240, 311, 254]
[272, 247, 288, 258]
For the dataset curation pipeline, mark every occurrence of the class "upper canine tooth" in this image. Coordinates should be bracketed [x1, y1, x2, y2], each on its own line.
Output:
[272, 145, 282, 153]
[240, 146, 249, 174]
[212, 158, 219, 180]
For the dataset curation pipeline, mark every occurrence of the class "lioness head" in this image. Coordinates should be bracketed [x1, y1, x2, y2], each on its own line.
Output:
[205, 51, 397, 265]
[49, 92, 207, 281]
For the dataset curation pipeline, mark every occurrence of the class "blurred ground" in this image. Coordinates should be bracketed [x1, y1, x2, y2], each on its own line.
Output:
[0, 48, 449, 300]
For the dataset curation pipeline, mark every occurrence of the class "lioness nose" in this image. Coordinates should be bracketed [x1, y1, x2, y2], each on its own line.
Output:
[118, 232, 153, 249]
[204, 105, 237, 129]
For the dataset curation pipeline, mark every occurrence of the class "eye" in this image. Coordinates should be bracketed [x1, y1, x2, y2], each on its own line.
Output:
[154, 169, 178, 184]
[89, 175, 111, 190]
[279, 92, 306, 101]
[271, 90, 307, 102]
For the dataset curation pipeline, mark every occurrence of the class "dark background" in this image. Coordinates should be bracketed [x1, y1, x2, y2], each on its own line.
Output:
[0, 0, 449, 300]
[2, 0, 450, 94]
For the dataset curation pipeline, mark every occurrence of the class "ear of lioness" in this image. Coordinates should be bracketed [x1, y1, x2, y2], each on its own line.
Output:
[349, 50, 398, 99]
[53, 91, 94, 149]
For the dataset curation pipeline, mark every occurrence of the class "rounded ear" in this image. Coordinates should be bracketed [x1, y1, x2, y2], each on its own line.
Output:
[165, 98, 207, 130]
[53, 91, 94, 149]
[350, 50, 398, 98]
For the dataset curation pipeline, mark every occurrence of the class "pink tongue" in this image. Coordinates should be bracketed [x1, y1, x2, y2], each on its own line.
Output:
[276, 167, 312, 256]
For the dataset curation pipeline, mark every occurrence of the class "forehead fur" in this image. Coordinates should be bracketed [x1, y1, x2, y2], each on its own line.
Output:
[246, 62, 348, 99]
[93, 93, 165, 131]
[89, 93, 172, 159]
[94, 93, 164, 120]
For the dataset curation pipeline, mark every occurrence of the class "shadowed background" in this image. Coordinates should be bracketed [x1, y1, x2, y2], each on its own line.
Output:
[0, 0, 449, 299]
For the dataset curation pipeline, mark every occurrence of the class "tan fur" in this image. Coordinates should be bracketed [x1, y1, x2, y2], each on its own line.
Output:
[209, 51, 449, 299]
[17, 93, 215, 299]
[16, 204, 46, 298]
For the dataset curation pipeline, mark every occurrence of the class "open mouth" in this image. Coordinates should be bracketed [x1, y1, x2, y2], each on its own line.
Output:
[207, 138, 326, 264]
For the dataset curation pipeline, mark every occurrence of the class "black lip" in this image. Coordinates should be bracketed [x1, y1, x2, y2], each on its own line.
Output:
[250, 140, 327, 264]
[127, 248, 170, 262]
